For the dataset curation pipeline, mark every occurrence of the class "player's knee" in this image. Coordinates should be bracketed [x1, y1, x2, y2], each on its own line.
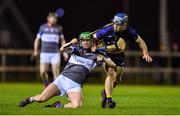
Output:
[107, 69, 115, 77]
[52, 71, 59, 79]
[41, 96, 48, 102]
[40, 71, 47, 77]
[73, 104, 82, 108]
[71, 102, 82, 108]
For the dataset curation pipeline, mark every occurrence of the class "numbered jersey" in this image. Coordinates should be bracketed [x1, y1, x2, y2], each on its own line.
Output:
[37, 23, 63, 53]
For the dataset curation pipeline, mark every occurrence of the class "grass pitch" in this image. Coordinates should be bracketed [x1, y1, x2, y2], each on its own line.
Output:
[0, 83, 180, 115]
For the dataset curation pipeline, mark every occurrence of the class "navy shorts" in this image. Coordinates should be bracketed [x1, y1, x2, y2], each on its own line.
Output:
[107, 52, 125, 67]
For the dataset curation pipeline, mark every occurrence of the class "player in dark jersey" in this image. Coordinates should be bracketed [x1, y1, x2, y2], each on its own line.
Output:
[93, 12, 153, 108]
[18, 32, 116, 108]
[32, 12, 68, 89]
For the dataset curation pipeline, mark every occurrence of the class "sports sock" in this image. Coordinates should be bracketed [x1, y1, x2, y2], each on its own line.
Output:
[55, 103, 64, 108]
[29, 97, 34, 103]
[106, 96, 112, 103]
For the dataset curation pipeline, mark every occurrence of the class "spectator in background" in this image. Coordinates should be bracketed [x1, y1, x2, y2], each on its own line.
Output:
[32, 12, 68, 89]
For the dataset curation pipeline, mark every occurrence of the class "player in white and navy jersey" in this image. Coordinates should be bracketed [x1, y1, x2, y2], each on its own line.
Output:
[33, 12, 68, 88]
[18, 32, 116, 108]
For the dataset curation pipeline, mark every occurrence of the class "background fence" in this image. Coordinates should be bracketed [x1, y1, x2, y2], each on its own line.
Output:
[0, 49, 179, 84]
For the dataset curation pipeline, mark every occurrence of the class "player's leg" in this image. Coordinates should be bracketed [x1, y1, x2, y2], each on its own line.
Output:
[101, 66, 123, 108]
[113, 66, 124, 88]
[64, 91, 83, 108]
[101, 53, 124, 108]
[101, 64, 116, 108]
[105, 67, 115, 100]
[40, 53, 50, 88]
[18, 83, 60, 107]
[51, 53, 61, 80]
[51, 63, 60, 80]
[101, 63, 108, 108]
[44, 91, 83, 109]
[44, 75, 82, 108]
[40, 63, 49, 88]
[105, 66, 117, 108]
[33, 83, 60, 102]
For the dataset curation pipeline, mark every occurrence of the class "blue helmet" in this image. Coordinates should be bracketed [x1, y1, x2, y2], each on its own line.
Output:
[112, 13, 128, 24]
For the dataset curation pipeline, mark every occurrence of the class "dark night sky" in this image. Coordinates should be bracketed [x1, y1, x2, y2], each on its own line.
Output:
[15, 0, 124, 37]
[1, 0, 180, 50]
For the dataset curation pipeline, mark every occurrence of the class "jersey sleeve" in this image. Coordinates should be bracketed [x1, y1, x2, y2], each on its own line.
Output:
[96, 26, 113, 40]
[68, 45, 78, 54]
[125, 27, 138, 41]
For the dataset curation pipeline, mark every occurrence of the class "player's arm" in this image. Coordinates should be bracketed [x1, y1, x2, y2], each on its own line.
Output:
[135, 35, 153, 62]
[60, 38, 78, 52]
[33, 37, 40, 56]
[97, 55, 116, 68]
[59, 34, 69, 61]
[106, 38, 125, 53]
[33, 25, 43, 57]
[93, 33, 98, 40]
[95, 38, 125, 55]
[93, 32, 125, 53]
[59, 34, 66, 46]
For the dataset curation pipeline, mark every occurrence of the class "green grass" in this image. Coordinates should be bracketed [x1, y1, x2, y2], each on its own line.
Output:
[0, 83, 180, 115]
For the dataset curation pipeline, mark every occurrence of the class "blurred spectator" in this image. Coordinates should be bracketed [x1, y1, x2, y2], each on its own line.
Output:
[32, 12, 68, 89]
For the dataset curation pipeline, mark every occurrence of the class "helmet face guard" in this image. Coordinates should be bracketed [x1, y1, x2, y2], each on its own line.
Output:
[112, 13, 128, 25]
[79, 32, 93, 48]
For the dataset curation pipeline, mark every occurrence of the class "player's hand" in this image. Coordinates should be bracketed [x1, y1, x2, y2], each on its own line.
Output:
[31, 51, 39, 61]
[70, 38, 78, 45]
[60, 47, 64, 52]
[97, 55, 104, 61]
[143, 54, 153, 63]
[33, 51, 39, 57]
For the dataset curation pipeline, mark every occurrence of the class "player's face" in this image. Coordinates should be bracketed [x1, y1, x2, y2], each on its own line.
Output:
[47, 16, 57, 25]
[114, 23, 127, 32]
[81, 39, 91, 49]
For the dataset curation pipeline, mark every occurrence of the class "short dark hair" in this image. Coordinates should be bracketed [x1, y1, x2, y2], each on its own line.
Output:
[48, 12, 57, 18]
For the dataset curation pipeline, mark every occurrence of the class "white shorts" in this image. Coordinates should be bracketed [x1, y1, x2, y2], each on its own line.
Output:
[40, 53, 60, 64]
[53, 74, 81, 96]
